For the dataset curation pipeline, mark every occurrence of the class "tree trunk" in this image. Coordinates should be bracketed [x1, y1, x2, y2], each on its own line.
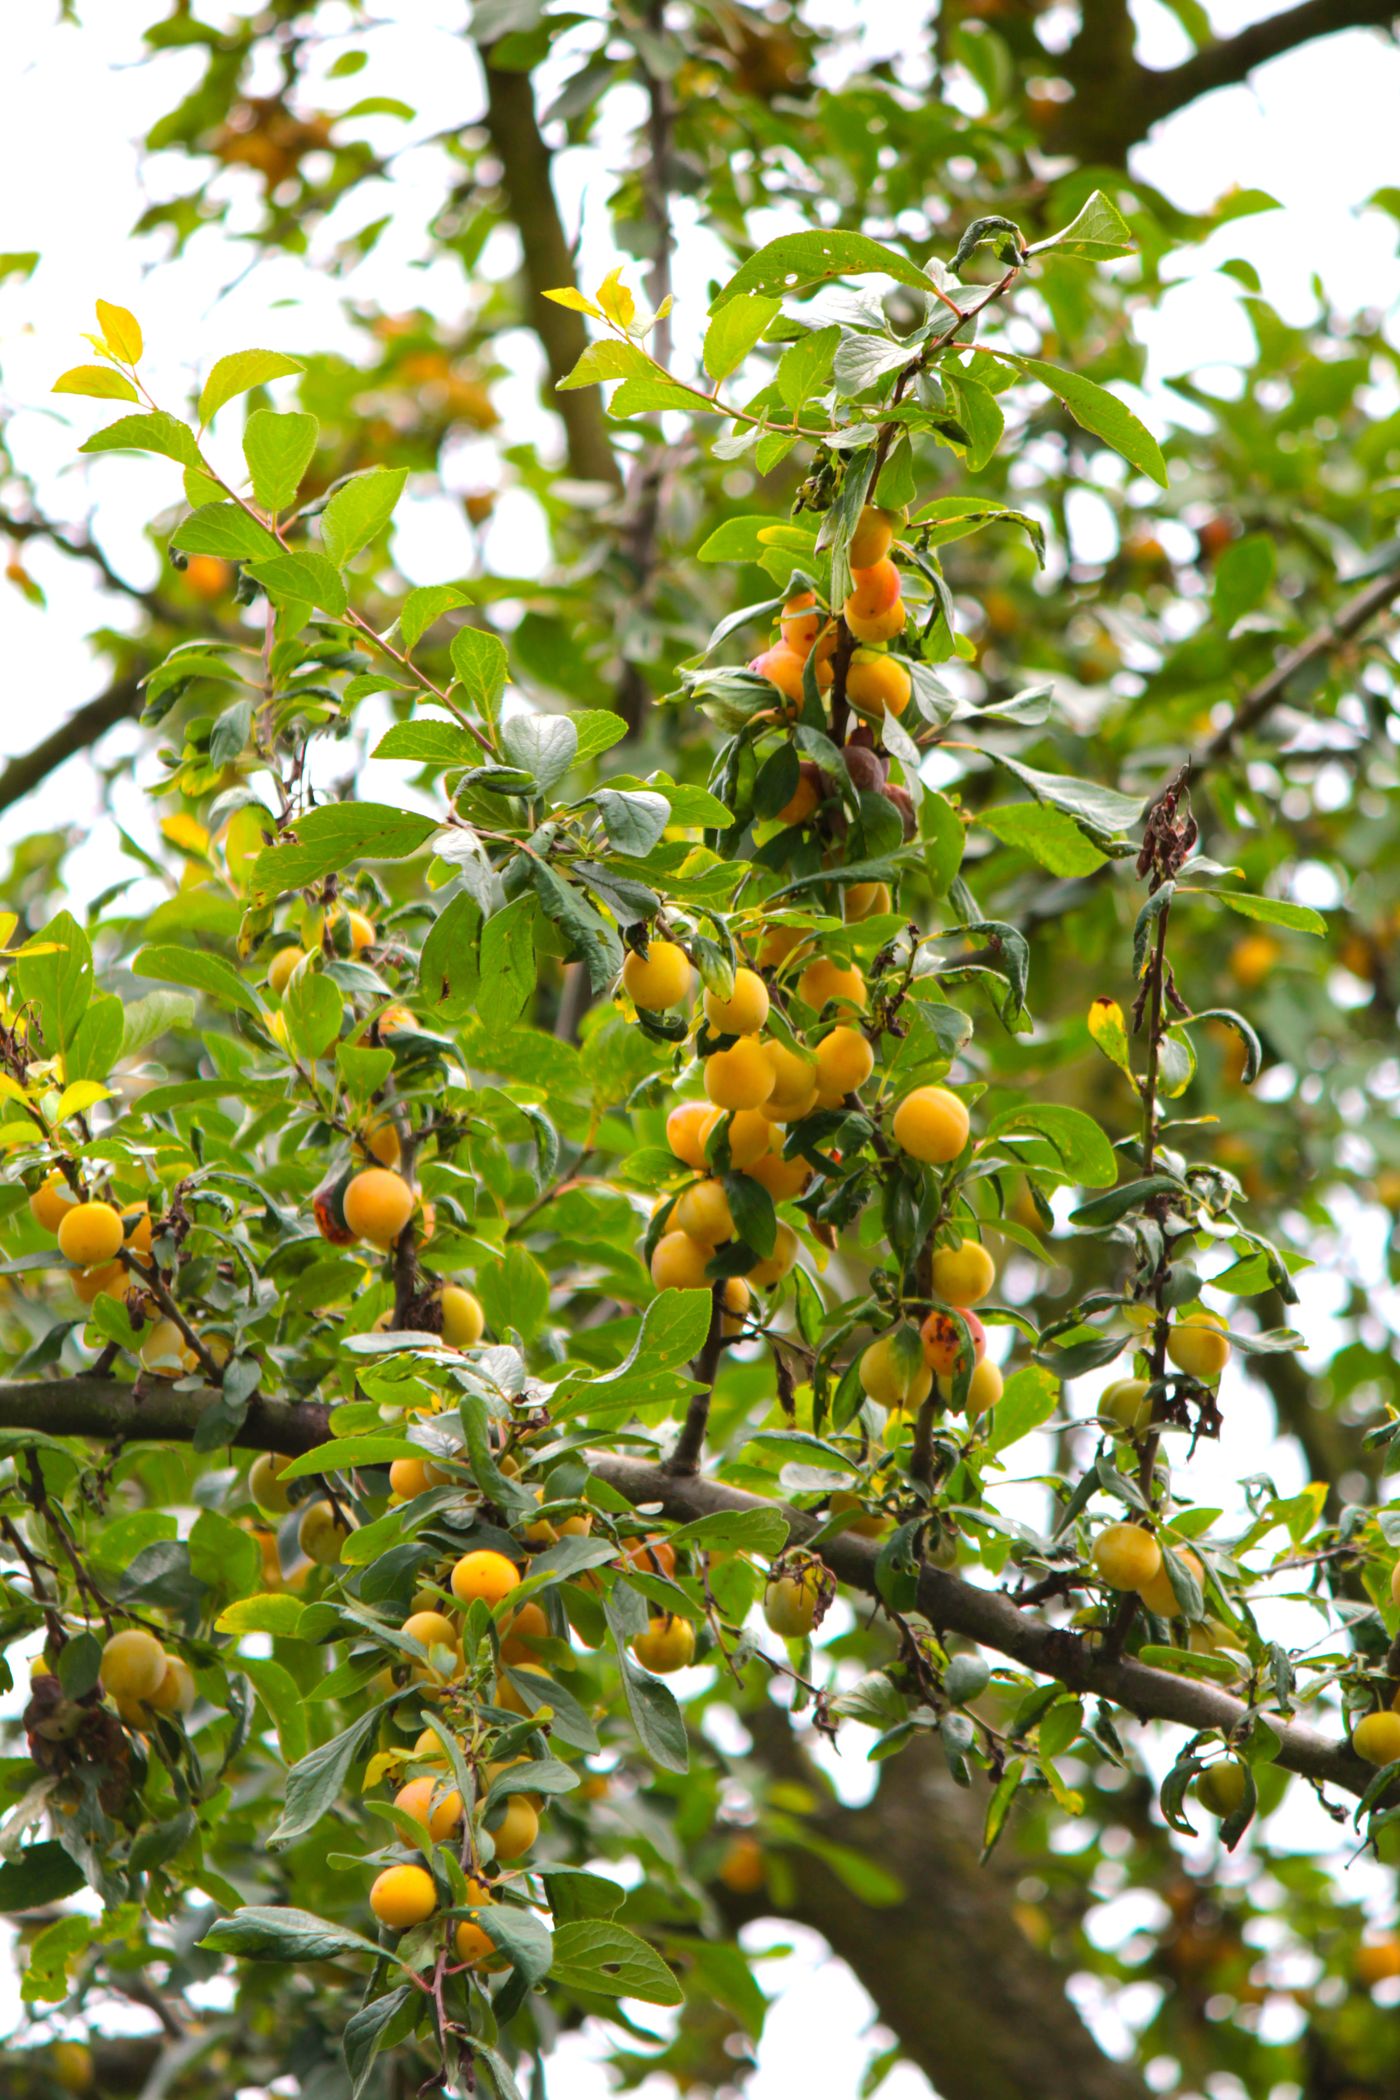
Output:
[737, 1710, 1150, 2100]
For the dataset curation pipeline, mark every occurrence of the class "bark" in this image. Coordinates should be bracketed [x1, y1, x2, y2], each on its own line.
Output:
[476, 55, 622, 492]
[726, 1709, 1151, 2100]
[0, 1376, 1371, 1798]
[1047, 0, 1400, 161]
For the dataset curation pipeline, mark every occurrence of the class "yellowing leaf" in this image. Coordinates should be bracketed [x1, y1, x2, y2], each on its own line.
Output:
[361, 1750, 403, 1790]
[0, 912, 18, 952]
[1087, 995, 1133, 1076]
[0, 1072, 31, 1106]
[95, 299, 143, 364]
[543, 286, 602, 317]
[53, 1081, 112, 1124]
[53, 364, 141, 403]
[595, 267, 636, 329]
[161, 814, 211, 857]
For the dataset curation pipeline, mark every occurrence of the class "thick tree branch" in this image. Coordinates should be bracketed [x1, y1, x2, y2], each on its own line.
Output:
[722, 1707, 1152, 2100]
[0, 1376, 1371, 1798]
[1051, 0, 1399, 160]
[0, 673, 145, 817]
[476, 55, 622, 492]
[1137, 0, 1398, 130]
[0, 1375, 330, 1454]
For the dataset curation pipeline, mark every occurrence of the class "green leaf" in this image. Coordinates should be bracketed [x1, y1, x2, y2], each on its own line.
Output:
[610, 376, 721, 418]
[1068, 1173, 1182, 1227]
[477, 1245, 551, 1345]
[982, 1364, 1059, 1454]
[172, 503, 281, 562]
[775, 325, 841, 411]
[401, 583, 471, 651]
[243, 410, 319, 512]
[945, 370, 1004, 472]
[66, 992, 124, 1085]
[696, 517, 819, 567]
[450, 626, 509, 721]
[479, 1904, 553, 1986]
[1188, 1006, 1262, 1084]
[133, 944, 265, 1022]
[832, 333, 910, 398]
[283, 969, 343, 1062]
[13, 911, 93, 1054]
[270, 1707, 384, 1849]
[991, 353, 1167, 488]
[987, 753, 1143, 839]
[53, 365, 140, 402]
[199, 1906, 384, 1961]
[119, 989, 195, 1062]
[529, 863, 622, 996]
[703, 294, 781, 383]
[1217, 893, 1325, 935]
[199, 349, 306, 425]
[978, 803, 1108, 876]
[373, 720, 478, 766]
[80, 410, 202, 470]
[322, 467, 408, 565]
[909, 495, 1046, 564]
[582, 1288, 712, 1398]
[549, 1920, 684, 2006]
[0, 1843, 87, 1913]
[557, 340, 657, 390]
[249, 804, 438, 902]
[1027, 189, 1135, 262]
[572, 710, 630, 762]
[247, 551, 347, 615]
[985, 1103, 1118, 1188]
[214, 1593, 306, 1637]
[588, 788, 668, 855]
[279, 1433, 435, 1483]
[665, 1507, 790, 1555]
[502, 713, 578, 793]
[1212, 533, 1275, 628]
[711, 230, 937, 310]
[344, 1986, 414, 2100]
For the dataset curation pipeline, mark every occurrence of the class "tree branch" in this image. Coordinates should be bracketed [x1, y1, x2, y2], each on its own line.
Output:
[476, 54, 623, 492]
[0, 506, 173, 621]
[1050, 0, 1400, 160]
[666, 1283, 723, 1474]
[1137, 0, 1399, 132]
[722, 1706, 1153, 2100]
[0, 672, 145, 819]
[1198, 553, 1400, 772]
[0, 1376, 1371, 1798]
[0, 1376, 330, 1454]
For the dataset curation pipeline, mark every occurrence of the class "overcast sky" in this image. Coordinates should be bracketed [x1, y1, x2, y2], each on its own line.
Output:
[3, 3, 1400, 2094]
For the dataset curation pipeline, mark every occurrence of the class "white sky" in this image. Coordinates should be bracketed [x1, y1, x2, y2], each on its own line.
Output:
[4, 2, 1400, 2095]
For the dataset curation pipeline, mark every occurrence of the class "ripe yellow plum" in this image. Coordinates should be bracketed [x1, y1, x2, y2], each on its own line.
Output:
[622, 939, 691, 1010]
[892, 1086, 969, 1165]
[703, 967, 769, 1036]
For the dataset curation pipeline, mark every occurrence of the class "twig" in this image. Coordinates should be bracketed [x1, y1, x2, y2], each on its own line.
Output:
[665, 1284, 724, 1475]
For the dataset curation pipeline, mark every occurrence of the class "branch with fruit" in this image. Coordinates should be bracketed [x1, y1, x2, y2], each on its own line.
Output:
[4, 217, 1394, 2096]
